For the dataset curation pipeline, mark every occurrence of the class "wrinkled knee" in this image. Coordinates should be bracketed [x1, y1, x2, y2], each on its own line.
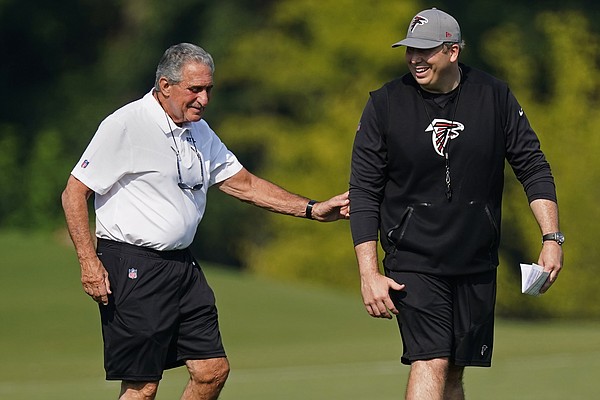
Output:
[120, 381, 159, 399]
[188, 358, 230, 389]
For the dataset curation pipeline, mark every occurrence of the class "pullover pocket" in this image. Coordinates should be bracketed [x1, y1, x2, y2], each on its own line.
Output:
[385, 201, 499, 274]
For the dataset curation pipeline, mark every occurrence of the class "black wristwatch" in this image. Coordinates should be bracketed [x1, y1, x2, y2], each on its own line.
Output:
[542, 232, 565, 245]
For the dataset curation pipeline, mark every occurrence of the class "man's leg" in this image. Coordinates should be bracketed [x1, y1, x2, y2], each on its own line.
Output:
[405, 358, 449, 400]
[180, 357, 230, 400]
[119, 381, 160, 400]
[443, 363, 465, 400]
[405, 357, 465, 400]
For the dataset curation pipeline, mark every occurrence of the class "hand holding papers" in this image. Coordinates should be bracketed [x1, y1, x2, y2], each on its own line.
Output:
[520, 263, 550, 296]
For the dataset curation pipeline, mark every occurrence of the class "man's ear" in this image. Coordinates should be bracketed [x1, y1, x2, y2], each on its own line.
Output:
[450, 44, 460, 63]
[157, 76, 172, 97]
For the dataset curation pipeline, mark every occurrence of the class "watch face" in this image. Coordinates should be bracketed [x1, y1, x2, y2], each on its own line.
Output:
[544, 232, 564, 244]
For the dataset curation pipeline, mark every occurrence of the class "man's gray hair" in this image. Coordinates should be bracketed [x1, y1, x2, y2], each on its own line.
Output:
[154, 43, 214, 91]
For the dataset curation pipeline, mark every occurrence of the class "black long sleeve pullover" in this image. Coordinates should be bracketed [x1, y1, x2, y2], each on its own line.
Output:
[349, 64, 556, 275]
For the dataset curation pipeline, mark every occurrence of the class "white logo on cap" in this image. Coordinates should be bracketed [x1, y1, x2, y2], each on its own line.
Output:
[410, 16, 429, 33]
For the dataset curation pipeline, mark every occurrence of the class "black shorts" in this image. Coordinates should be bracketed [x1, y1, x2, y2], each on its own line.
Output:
[385, 268, 496, 367]
[96, 239, 226, 381]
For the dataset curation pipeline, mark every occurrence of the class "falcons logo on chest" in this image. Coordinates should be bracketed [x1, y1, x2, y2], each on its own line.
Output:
[425, 118, 465, 156]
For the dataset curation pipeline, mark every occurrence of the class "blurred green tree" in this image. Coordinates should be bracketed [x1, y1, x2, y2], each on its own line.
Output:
[0, 125, 22, 227]
[482, 11, 600, 318]
[213, 0, 420, 286]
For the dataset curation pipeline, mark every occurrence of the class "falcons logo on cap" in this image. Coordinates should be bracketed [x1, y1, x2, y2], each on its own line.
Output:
[425, 118, 465, 156]
[410, 15, 429, 33]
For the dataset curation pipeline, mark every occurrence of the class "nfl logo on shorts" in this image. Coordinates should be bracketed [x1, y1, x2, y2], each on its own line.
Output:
[128, 268, 138, 280]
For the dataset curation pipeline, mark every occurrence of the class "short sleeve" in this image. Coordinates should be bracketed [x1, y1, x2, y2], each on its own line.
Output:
[71, 118, 133, 195]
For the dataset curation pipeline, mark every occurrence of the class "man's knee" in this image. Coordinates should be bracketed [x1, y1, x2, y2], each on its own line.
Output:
[412, 358, 450, 373]
[411, 358, 464, 377]
[120, 381, 159, 399]
[187, 357, 230, 387]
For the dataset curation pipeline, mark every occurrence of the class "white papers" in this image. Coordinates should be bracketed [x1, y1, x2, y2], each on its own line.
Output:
[519, 263, 549, 296]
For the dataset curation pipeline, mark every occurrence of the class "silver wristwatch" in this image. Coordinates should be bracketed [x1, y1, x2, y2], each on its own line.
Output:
[542, 232, 565, 245]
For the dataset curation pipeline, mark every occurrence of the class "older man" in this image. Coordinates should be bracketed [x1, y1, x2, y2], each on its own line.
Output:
[62, 43, 349, 400]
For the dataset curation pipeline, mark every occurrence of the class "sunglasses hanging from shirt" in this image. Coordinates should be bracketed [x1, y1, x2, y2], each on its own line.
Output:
[164, 112, 205, 191]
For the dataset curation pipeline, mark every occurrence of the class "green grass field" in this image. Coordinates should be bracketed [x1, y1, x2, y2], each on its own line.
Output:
[1, 230, 599, 399]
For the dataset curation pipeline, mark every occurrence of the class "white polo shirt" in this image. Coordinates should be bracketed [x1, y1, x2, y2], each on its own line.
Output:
[72, 90, 243, 250]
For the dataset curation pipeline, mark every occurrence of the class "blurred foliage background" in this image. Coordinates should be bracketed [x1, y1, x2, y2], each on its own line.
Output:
[2, 0, 598, 319]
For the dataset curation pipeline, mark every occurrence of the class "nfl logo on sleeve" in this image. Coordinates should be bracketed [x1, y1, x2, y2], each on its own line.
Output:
[128, 268, 138, 280]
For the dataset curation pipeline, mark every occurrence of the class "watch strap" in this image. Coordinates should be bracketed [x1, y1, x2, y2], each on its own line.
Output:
[305, 200, 317, 220]
[542, 232, 564, 245]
